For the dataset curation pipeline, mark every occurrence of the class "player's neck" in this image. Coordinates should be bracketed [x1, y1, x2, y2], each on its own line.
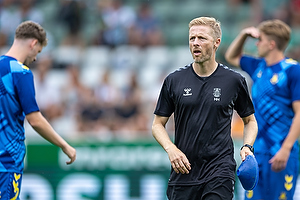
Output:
[5, 47, 26, 64]
[192, 61, 218, 77]
[265, 50, 285, 66]
[5, 40, 30, 64]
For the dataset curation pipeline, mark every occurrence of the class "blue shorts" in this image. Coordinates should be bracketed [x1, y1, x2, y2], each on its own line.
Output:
[0, 172, 22, 200]
[245, 153, 299, 200]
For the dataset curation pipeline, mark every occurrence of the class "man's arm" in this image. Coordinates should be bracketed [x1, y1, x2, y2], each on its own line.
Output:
[225, 27, 260, 68]
[269, 100, 300, 172]
[240, 114, 258, 161]
[26, 111, 76, 164]
[152, 115, 191, 174]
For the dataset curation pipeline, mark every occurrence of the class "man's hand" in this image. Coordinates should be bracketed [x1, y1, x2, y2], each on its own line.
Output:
[62, 145, 76, 165]
[166, 145, 191, 174]
[241, 27, 260, 39]
[240, 147, 254, 161]
[269, 147, 290, 172]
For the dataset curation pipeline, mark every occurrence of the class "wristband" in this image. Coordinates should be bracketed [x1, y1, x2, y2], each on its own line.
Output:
[241, 144, 254, 153]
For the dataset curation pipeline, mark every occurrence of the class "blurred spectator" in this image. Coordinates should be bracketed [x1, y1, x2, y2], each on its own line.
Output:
[288, 0, 300, 27]
[227, 0, 262, 26]
[19, 0, 44, 24]
[61, 64, 92, 130]
[263, 0, 290, 25]
[129, 2, 165, 47]
[113, 72, 149, 136]
[33, 55, 64, 123]
[59, 64, 112, 139]
[0, 0, 21, 46]
[18, 0, 56, 52]
[57, 0, 86, 46]
[0, 0, 45, 47]
[258, 0, 288, 22]
[92, 0, 136, 47]
[94, 69, 120, 108]
[91, 69, 121, 134]
[77, 90, 105, 134]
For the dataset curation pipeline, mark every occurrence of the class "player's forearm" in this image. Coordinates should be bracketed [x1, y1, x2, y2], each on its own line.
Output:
[26, 111, 69, 148]
[35, 122, 69, 148]
[281, 111, 300, 151]
[152, 123, 175, 152]
[242, 114, 258, 146]
[225, 32, 248, 67]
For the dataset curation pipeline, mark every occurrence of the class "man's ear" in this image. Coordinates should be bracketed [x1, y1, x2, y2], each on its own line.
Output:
[30, 39, 38, 49]
[214, 38, 221, 50]
[269, 40, 277, 50]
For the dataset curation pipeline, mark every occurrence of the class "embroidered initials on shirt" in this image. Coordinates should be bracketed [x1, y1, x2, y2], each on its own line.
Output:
[213, 88, 221, 101]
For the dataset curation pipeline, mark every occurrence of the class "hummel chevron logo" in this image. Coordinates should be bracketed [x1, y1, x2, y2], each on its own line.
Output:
[183, 88, 192, 96]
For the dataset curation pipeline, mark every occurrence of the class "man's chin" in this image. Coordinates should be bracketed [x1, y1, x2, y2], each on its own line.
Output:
[24, 60, 32, 66]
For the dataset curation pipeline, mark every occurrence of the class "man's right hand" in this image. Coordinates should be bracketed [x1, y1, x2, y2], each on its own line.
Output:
[166, 145, 191, 174]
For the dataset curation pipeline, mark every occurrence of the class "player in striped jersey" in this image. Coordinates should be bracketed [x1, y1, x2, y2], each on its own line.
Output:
[0, 21, 76, 200]
[226, 19, 300, 200]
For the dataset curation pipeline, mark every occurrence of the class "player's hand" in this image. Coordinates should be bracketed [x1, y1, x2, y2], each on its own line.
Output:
[241, 27, 260, 39]
[62, 145, 76, 165]
[269, 147, 290, 172]
[240, 147, 253, 161]
[166, 145, 191, 174]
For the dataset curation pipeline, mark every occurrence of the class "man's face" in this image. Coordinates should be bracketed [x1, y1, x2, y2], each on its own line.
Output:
[256, 32, 272, 58]
[189, 25, 219, 64]
[24, 41, 43, 66]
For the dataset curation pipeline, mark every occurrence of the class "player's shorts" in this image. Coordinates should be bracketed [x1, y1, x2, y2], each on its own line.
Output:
[244, 152, 299, 200]
[0, 172, 22, 200]
[167, 177, 235, 200]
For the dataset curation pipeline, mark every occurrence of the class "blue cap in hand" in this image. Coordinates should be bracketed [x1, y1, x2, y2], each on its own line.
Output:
[237, 155, 259, 190]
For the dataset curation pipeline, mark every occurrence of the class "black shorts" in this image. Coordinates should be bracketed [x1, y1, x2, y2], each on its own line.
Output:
[167, 177, 234, 200]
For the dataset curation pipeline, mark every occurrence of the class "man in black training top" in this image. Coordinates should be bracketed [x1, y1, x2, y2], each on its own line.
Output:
[152, 16, 258, 200]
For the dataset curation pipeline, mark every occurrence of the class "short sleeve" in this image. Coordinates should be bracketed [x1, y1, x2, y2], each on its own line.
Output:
[234, 76, 255, 118]
[154, 77, 175, 117]
[15, 72, 39, 115]
[240, 55, 263, 78]
[287, 65, 300, 102]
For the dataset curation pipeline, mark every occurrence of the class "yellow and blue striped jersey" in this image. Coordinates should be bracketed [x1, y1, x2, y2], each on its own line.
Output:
[0, 55, 39, 173]
[241, 56, 300, 156]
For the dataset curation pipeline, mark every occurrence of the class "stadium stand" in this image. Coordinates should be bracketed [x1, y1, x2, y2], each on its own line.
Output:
[0, 0, 297, 137]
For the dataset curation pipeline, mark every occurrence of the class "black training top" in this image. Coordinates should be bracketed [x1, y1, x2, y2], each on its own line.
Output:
[154, 63, 255, 186]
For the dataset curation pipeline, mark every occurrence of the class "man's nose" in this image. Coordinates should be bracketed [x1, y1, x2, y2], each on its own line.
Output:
[193, 38, 200, 45]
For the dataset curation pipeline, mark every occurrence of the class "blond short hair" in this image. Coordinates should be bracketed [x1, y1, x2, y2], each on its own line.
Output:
[189, 17, 222, 40]
[258, 19, 290, 51]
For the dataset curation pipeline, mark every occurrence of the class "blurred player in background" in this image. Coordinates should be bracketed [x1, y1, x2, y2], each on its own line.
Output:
[152, 16, 258, 200]
[0, 21, 76, 199]
[225, 19, 300, 200]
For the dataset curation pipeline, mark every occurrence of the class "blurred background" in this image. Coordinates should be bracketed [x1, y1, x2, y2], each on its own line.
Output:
[1, 0, 300, 199]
